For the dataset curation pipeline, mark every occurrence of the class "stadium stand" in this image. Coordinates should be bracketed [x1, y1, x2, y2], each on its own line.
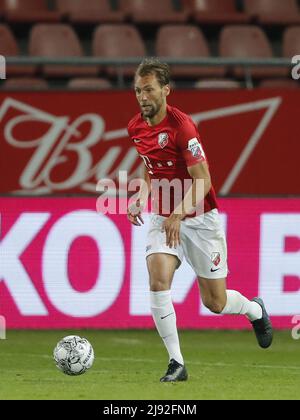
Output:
[244, 0, 300, 26]
[219, 25, 288, 79]
[259, 78, 300, 88]
[56, 0, 125, 24]
[3, 77, 48, 89]
[92, 24, 146, 77]
[0, 24, 36, 76]
[183, 0, 250, 25]
[68, 77, 113, 90]
[194, 79, 242, 89]
[0, 0, 297, 89]
[29, 24, 99, 77]
[0, 1, 3, 19]
[3, 0, 60, 23]
[0, 23, 21, 60]
[156, 25, 225, 78]
[283, 26, 300, 58]
[119, 0, 188, 24]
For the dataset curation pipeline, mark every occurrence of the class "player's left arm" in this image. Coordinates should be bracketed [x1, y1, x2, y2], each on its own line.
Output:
[186, 161, 212, 209]
[172, 162, 212, 218]
[163, 162, 212, 248]
[163, 119, 211, 248]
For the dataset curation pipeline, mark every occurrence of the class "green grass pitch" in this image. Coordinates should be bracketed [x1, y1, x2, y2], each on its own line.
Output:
[0, 330, 299, 400]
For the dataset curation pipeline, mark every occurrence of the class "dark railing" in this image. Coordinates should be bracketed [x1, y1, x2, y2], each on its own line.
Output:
[5, 56, 293, 88]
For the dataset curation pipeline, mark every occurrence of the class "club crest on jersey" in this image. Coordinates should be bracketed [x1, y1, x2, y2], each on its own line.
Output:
[211, 252, 221, 267]
[158, 133, 169, 149]
[188, 138, 205, 159]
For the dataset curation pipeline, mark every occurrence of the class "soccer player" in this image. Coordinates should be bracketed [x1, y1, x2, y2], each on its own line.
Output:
[127, 58, 273, 383]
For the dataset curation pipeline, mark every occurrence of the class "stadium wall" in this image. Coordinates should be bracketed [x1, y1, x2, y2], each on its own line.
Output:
[0, 90, 299, 196]
[0, 197, 299, 330]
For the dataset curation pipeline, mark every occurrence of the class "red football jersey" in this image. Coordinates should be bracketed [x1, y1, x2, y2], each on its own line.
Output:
[128, 105, 218, 217]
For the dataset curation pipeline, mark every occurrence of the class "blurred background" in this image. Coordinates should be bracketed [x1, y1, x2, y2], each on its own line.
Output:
[0, 0, 300, 332]
[0, 0, 300, 89]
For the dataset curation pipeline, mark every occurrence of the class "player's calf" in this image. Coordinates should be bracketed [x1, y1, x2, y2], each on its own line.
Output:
[203, 300, 225, 314]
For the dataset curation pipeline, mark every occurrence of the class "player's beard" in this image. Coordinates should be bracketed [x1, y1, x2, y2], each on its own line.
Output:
[141, 100, 162, 120]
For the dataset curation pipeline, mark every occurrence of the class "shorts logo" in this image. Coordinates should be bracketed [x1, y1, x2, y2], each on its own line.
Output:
[158, 133, 169, 149]
[211, 252, 221, 267]
[188, 138, 206, 159]
[146, 245, 152, 252]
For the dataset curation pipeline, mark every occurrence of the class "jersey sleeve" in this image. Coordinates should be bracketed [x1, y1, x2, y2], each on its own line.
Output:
[176, 119, 207, 167]
[127, 122, 133, 139]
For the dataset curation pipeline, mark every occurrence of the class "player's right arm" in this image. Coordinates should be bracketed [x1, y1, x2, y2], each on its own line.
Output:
[127, 165, 151, 226]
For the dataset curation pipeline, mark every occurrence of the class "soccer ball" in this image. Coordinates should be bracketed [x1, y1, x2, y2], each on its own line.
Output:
[53, 335, 94, 376]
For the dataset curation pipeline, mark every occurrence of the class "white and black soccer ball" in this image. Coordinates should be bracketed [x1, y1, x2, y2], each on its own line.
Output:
[53, 335, 94, 376]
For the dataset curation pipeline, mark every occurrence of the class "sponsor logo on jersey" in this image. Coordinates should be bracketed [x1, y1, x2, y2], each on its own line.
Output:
[188, 138, 205, 159]
[158, 133, 169, 149]
[211, 252, 221, 267]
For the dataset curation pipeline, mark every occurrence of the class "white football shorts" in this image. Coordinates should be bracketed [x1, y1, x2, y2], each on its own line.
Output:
[146, 209, 228, 279]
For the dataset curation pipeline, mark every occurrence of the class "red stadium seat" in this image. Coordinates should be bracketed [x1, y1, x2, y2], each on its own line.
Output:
[68, 78, 113, 90]
[4, 0, 60, 23]
[119, 0, 188, 24]
[220, 25, 288, 79]
[183, 0, 250, 25]
[0, 23, 18, 57]
[93, 24, 146, 77]
[3, 77, 48, 89]
[195, 79, 242, 89]
[259, 79, 300, 89]
[244, 0, 300, 26]
[29, 24, 98, 78]
[283, 26, 300, 58]
[0, 0, 5, 18]
[0, 24, 36, 76]
[56, 0, 124, 24]
[156, 25, 225, 78]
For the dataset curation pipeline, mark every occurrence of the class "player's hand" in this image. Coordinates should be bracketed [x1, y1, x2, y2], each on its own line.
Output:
[127, 200, 145, 227]
[162, 214, 182, 248]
